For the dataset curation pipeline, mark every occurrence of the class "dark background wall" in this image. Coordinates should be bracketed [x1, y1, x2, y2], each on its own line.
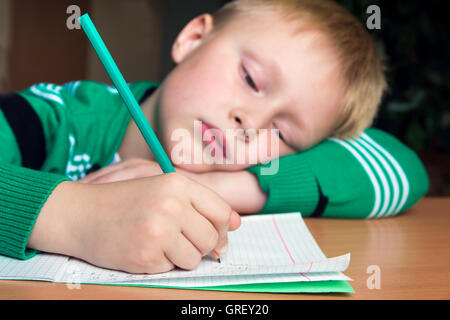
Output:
[1, 0, 448, 195]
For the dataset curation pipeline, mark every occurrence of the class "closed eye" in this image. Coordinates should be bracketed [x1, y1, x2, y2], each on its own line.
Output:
[278, 131, 285, 142]
[272, 126, 286, 143]
[242, 65, 259, 92]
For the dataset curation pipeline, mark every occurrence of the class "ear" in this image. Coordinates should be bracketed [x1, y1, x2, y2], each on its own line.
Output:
[171, 14, 214, 64]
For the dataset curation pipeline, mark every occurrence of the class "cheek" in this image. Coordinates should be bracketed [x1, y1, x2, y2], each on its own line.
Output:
[164, 44, 238, 117]
[235, 130, 289, 166]
[161, 70, 229, 129]
[171, 52, 226, 97]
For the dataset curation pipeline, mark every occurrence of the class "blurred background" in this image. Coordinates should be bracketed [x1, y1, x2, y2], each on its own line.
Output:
[0, 0, 448, 196]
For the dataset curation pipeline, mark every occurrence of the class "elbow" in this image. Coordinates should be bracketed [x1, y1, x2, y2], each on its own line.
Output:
[396, 150, 430, 215]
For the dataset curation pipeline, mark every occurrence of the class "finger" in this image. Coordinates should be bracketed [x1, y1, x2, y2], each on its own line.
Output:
[141, 254, 175, 274]
[81, 158, 147, 183]
[181, 206, 219, 256]
[186, 182, 236, 254]
[80, 162, 125, 183]
[89, 168, 139, 184]
[209, 209, 240, 254]
[187, 179, 233, 224]
[165, 232, 202, 270]
[214, 211, 241, 254]
[229, 210, 242, 231]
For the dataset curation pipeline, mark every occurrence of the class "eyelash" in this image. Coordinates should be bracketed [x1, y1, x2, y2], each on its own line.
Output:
[242, 66, 259, 92]
[241, 64, 286, 144]
[276, 128, 286, 143]
[271, 124, 286, 143]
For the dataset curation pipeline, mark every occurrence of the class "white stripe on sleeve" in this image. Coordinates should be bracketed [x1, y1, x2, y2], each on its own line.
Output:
[30, 84, 65, 106]
[329, 138, 381, 218]
[361, 133, 410, 215]
[356, 137, 400, 217]
[349, 139, 391, 218]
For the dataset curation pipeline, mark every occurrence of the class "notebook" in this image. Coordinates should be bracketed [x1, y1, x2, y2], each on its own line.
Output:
[0, 212, 353, 293]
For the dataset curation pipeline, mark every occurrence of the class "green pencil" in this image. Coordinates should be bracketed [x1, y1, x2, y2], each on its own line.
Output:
[79, 13, 222, 263]
[78, 13, 175, 173]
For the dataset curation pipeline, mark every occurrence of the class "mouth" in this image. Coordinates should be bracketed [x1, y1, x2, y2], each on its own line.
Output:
[201, 121, 227, 160]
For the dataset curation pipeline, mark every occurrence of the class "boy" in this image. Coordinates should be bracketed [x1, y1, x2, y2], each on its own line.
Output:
[0, 0, 428, 274]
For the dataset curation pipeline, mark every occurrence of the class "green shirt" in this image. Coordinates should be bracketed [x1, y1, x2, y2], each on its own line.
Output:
[0, 80, 429, 260]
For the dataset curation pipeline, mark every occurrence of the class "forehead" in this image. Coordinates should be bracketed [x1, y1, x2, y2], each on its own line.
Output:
[218, 10, 344, 91]
[221, 10, 341, 77]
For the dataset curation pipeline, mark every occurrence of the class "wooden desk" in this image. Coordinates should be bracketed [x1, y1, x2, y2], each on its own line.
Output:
[1, 197, 449, 299]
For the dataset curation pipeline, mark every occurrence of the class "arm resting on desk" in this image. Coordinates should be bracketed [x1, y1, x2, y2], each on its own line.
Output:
[246, 128, 429, 218]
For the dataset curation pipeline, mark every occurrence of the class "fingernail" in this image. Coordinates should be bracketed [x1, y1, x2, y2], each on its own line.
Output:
[216, 243, 228, 255]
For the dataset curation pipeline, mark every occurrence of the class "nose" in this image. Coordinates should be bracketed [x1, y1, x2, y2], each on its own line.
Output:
[230, 109, 248, 129]
[230, 108, 258, 131]
[230, 109, 251, 143]
[229, 108, 269, 143]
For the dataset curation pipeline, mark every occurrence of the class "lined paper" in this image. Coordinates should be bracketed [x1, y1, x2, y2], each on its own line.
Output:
[0, 213, 351, 288]
[0, 254, 68, 281]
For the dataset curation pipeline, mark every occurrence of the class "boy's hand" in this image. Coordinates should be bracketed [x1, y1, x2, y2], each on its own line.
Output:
[80, 158, 163, 184]
[79, 157, 267, 214]
[28, 173, 241, 274]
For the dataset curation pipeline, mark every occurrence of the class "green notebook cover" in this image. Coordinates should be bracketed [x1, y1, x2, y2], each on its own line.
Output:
[95, 280, 354, 293]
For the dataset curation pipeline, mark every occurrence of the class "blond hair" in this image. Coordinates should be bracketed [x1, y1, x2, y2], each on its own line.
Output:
[212, 0, 387, 139]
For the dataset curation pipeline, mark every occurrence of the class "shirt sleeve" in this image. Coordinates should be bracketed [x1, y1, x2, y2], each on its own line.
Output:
[0, 91, 70, 259]
[247, 128, 430, 219]
[0, 164, 69, 260]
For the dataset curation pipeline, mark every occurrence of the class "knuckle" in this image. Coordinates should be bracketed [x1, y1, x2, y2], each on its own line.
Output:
[134, 249, 159, 268]
[165, 173, 187, 189]
[158, 197, 183, 215]
[144, 218, 170, 242]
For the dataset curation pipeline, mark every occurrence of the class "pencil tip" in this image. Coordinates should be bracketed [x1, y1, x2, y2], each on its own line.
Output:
[218, 258, 221, 263]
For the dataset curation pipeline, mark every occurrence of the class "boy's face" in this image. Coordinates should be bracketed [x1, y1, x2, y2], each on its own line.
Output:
[156, 11, 345, 172]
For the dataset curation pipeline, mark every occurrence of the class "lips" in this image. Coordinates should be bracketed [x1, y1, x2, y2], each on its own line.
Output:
[201, 121, 227, 159]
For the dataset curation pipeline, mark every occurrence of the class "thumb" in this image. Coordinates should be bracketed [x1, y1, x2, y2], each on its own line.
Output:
[228, 210, 241, 231]
[213, 211, 241, 255]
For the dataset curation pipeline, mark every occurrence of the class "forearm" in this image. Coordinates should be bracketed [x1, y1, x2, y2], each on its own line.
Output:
[27, 181, 89, 258]
[179, 169, 267, 214]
